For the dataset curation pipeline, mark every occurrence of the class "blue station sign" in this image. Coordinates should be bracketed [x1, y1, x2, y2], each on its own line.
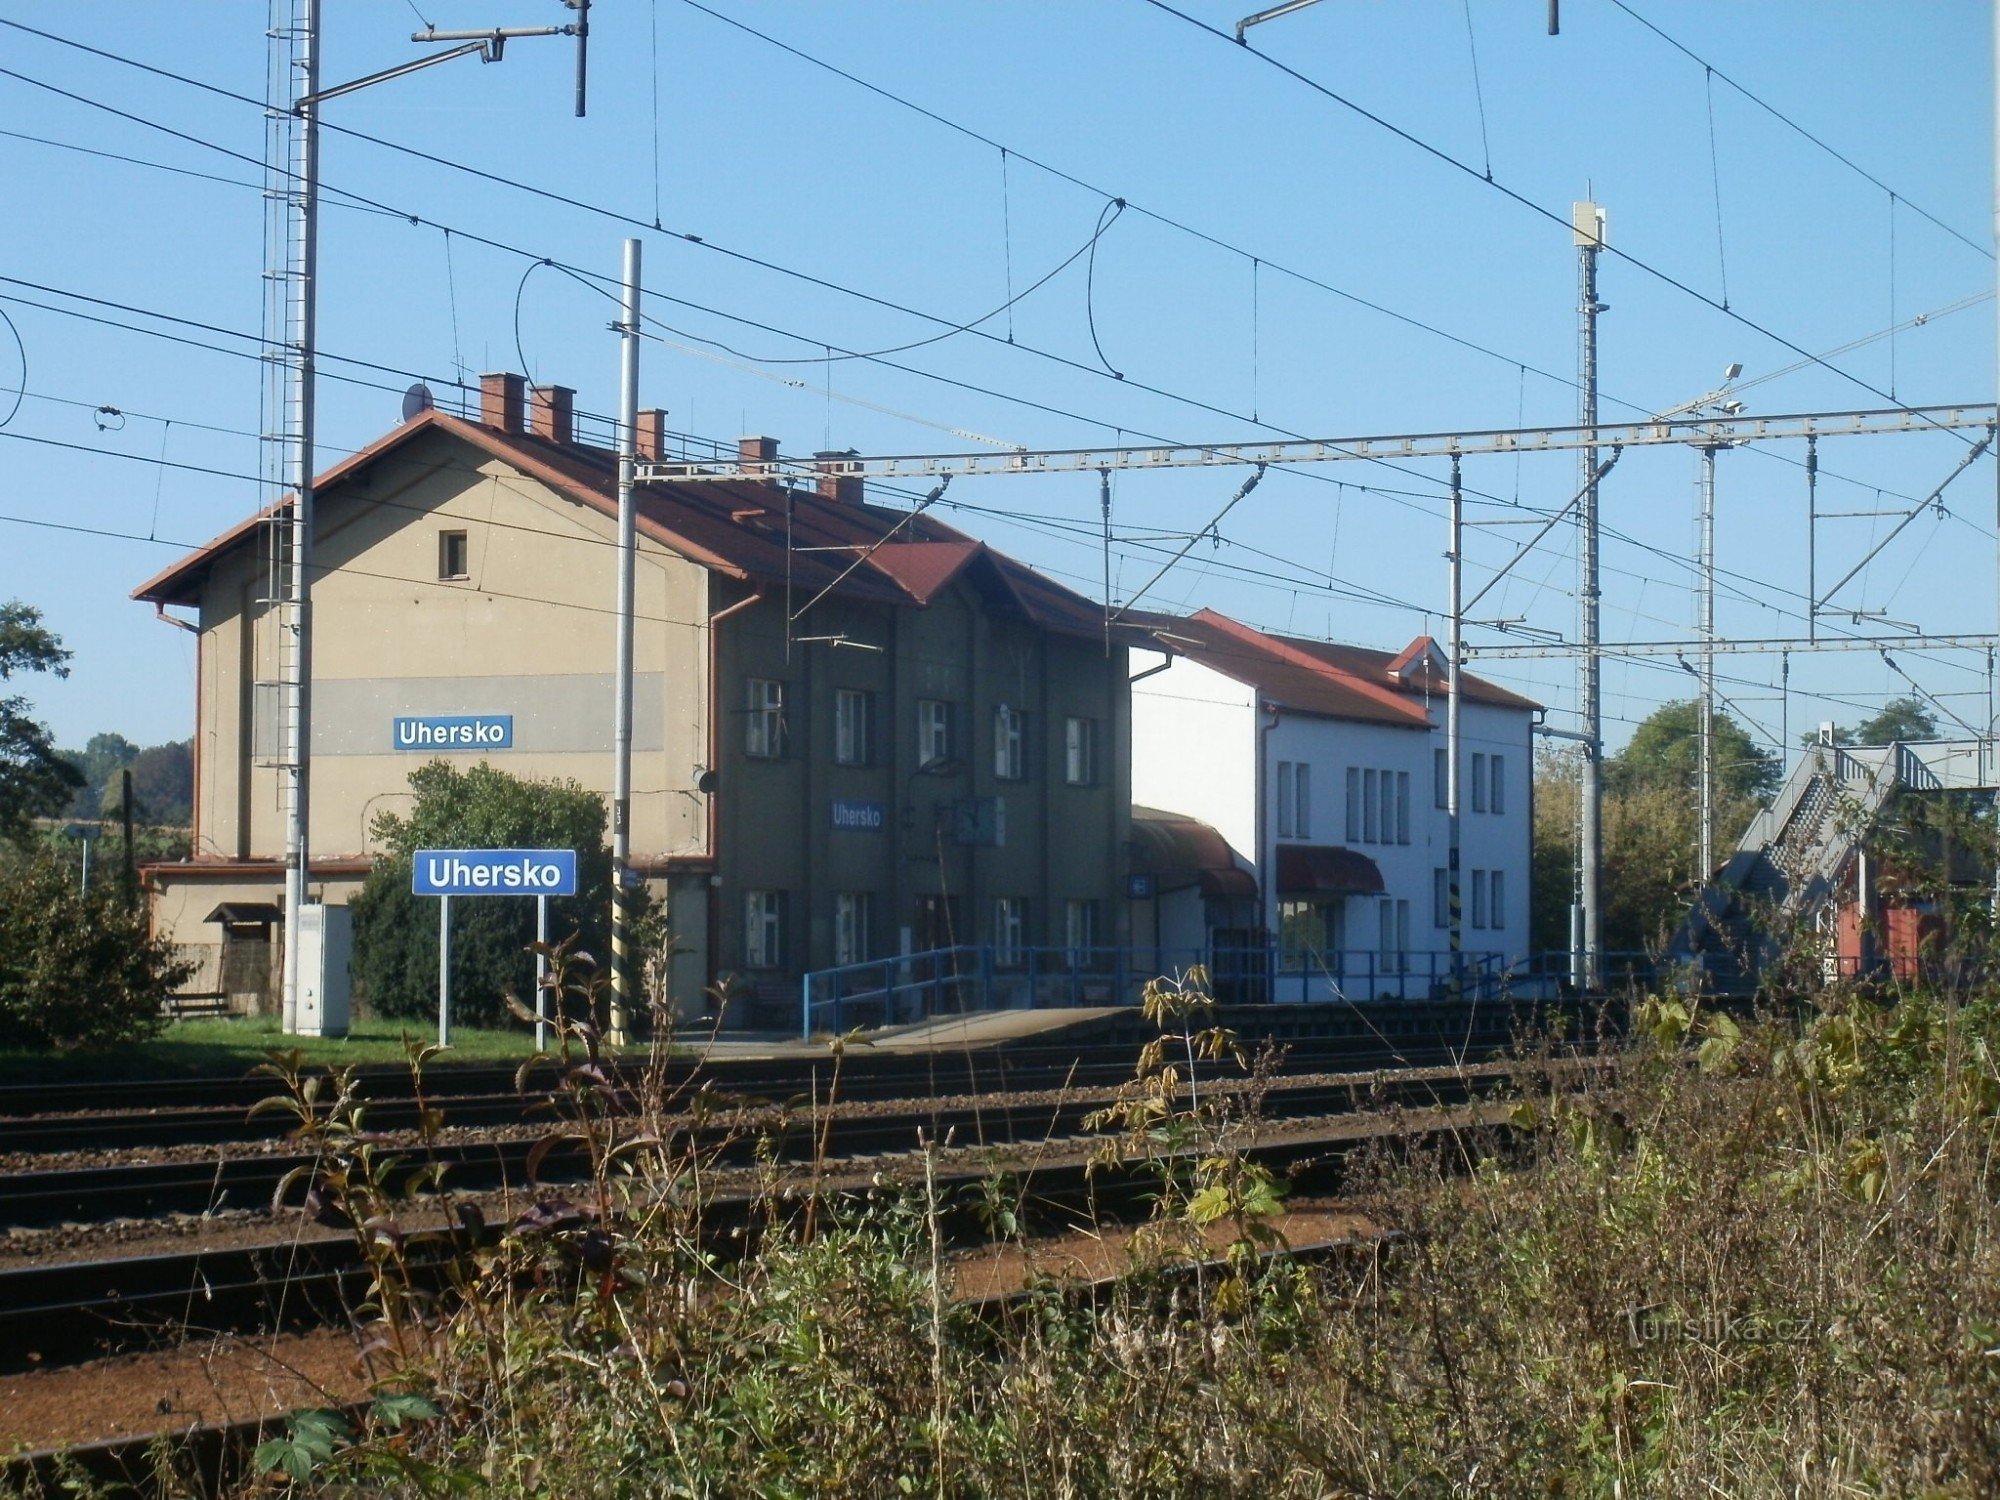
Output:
[393, 714, 513, 751]
[413, 849, 578, 897]
[830, 798, 887, 832]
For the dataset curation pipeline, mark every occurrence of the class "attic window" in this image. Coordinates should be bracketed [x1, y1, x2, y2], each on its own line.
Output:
[439, 530, 469, 580]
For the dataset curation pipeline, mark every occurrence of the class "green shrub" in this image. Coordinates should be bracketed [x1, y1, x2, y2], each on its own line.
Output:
[348, 761, 614, 1028]
[0, 848, 188, 1048]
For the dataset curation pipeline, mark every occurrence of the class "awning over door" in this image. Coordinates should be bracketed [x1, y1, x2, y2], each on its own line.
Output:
[1276, 845, 1384, 897]
[204, 902, 283, 927]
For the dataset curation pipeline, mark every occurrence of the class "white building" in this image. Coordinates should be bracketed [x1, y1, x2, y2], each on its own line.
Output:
[1128, 609, 1538, 1000]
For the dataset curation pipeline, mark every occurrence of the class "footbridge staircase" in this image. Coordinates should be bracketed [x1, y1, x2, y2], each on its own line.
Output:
[1671, 740, 1997, 991]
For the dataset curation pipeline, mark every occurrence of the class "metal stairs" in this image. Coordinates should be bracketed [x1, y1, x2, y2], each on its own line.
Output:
[1670, 741, 1966, 991]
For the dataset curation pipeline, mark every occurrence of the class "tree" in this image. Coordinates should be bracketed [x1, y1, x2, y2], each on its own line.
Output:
[129, 740, 194, 826]
[0, 601, 85, 842]
[1609, 699, 1779, 804]
[1852, 696, 1939, 746]
[348, 762, 614, 1027]
[0, 848, 190, 1048]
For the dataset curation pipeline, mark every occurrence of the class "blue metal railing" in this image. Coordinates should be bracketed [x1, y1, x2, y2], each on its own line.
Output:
[800, 943, 1523, 1039]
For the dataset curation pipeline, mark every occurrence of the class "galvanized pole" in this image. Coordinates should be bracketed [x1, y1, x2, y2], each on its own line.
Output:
[280, 0, 322, 1035]
[1699, 443, 1717, 881]
[536, 893, 550, 1053]
[1447, 455, 1464, 992]
[1992, 0, 2000, 924]
[438, 895, 452, 1048]
[609, 237, 642, 1045]
[1574, 202, 1605, 991]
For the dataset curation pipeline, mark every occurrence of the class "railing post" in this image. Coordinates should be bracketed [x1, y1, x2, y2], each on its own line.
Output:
[979, 943, 994, 1012]
[1116, 945, 1129, 1008]
[801, 970, 815, 1042]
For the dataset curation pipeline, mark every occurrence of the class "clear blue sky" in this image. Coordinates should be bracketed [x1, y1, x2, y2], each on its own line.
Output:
[2, 1, 1994, 770]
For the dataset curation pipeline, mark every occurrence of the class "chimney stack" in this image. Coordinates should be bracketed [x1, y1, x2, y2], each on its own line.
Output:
[738, 435, 780, 487]
[636, 409, 669, 462]
[529, 384, 575, 446]
[814, 449, 864, 505]
[479, 372, 526, 434]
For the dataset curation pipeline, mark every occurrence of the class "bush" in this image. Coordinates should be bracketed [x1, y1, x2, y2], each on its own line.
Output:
[348, 761, 615, 1028]
[0, 849, 188, 1048]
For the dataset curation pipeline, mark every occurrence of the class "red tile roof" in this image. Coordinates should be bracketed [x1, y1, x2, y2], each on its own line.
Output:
[132, 410, 1110, 639]
[1127, 607, 1539, 722]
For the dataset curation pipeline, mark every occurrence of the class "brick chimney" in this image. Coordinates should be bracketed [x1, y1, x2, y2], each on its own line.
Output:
[479, 372, 526, 434]
[738, 434, 779, 487]
[636, 409, 669, 462]
[529, 385, 575, 446]
[814, 449, 864, 505]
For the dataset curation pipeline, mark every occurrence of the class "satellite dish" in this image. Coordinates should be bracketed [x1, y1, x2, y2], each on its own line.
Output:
[400, 382, 435, 423]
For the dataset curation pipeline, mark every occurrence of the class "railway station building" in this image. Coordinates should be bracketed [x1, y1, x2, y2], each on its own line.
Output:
[133, 374, 1132, 1022]
[1125, 608, 1538, 1000]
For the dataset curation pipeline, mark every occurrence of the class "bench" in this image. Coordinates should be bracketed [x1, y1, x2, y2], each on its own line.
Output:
[162, 991, 232, 1021]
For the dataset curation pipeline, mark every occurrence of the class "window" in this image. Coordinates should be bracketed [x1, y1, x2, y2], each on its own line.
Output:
[834, 892, 870, 967]
[745, 890, 784, 969]
[1434, 867, 1450, 929]
[1277, 761, 1295, 838]
[917, 699, 954, 767]
[1345, 767, 1361, 841]
[1296, 764, 1312, 838]
[1396, 771, 1412, 844]
[438, 529, 469, 579]
[1280, 900, 1343, 968]
[834, 689, 873, 767]
[1064, 716, 1098, 786]
[1434, 746, 1448, 809]
[1471, 869, 1488, 929]
[994, 897, 1027, 967]
[1490, 754, 1506, 815]
[745, 679, 786, 758]
[994, 704, 1027, 780]
[1490, 870, 1506, 929]
[1363, 769, 1379, 843]
[1378, 899, 1410, 972]
[1471, 753, 1488, 813]
[1064, 899, 1099, 962]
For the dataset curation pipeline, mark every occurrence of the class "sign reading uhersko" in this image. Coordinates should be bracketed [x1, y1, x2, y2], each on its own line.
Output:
[830, 798, 887, 832]
[413, 848, 577, 896]
[393, 714, 513, 751]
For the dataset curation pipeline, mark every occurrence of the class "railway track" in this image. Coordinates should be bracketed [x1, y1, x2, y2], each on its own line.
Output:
[0, 1094, 1514, 1377]
[0, 1063, 1551, 1232]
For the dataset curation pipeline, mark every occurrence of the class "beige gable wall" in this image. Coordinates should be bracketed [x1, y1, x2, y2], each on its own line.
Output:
[190, 427, 711, 868]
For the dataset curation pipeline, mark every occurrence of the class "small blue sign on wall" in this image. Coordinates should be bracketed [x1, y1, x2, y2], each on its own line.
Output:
[413, 849, 578, 896]
[831, 798, 886, 832]
[393, 714, 513, 751]
[1127, 873, 1157, 900]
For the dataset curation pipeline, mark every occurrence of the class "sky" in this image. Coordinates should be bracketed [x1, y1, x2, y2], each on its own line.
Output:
[1, 1, 1995, 775]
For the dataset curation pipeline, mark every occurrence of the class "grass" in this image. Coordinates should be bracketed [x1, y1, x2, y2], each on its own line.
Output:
[0, 1013, 544, 1086]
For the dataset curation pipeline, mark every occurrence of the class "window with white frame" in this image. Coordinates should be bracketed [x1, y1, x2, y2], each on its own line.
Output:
[1296, 764, 1312, 838]
[745, 679, 786, 759]
[1345, 767, 1360, 841]
[1490, 870, 1506, 929]
[1378, 898, 1410, 972]
[1363, 768, 1379, 843]
[994, 704, 1027, 780]
[1434, 866, 1450, 928]
[1490, 754, 1505, 815]
[745, 890, 784, 968]
[1471, 868, 1488, 929]
[1471, 752, 1488, 813]
[916, 698, 954, 767]
[1395, 770, 1411, 843]
[1434, 746, 1447, 809]
[833, 892, 870, 967]
[994, 897, 1027, 966]
[1277, 761, 1295, 838]
[833, 688, 872, 767]
[1064, 716, 1097, 785]
[1064, 898, 1098, 963]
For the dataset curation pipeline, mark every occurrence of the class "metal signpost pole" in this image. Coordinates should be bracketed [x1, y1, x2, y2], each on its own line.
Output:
[610, 237, 642, 1046]
[438, 894, 452, 1049]
[536, 894, 550, 1052]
